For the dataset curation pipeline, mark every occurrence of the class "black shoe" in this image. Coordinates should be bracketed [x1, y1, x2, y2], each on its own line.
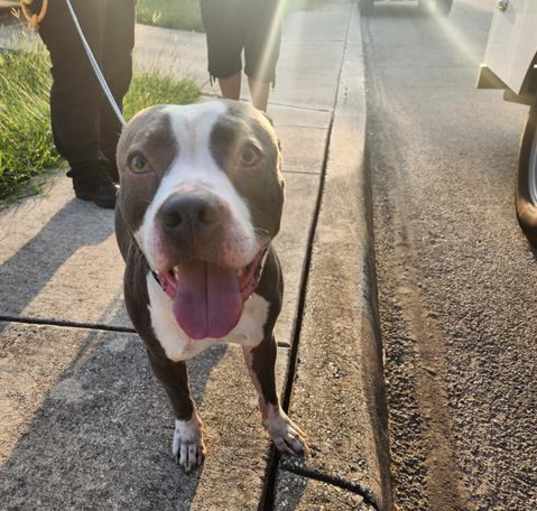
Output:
[98, 154, 120, 184]
[70, 165, 118, 209]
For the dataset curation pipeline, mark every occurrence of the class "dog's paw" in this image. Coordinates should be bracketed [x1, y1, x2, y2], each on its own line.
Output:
[264, 406, 308, 456]
[172, 414, 206, 473]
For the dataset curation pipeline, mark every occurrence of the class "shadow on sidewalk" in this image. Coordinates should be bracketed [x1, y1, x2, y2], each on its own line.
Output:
[1, 305, 227, 509]
[0, 198, 113, 331]
[0, 196, 232, 508]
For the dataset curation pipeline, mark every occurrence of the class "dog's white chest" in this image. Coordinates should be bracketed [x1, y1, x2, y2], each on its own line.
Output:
[146, 272, 270, 361]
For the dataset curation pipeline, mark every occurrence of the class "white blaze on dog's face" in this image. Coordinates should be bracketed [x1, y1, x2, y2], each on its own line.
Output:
[116, 101, 284, 340]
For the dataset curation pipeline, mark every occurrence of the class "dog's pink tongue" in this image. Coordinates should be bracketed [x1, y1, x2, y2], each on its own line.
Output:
[173, 261, 242, 340]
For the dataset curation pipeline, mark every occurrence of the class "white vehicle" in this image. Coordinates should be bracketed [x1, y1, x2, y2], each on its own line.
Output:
[360, 0, 453, 15]
[477, 0, 537, 245]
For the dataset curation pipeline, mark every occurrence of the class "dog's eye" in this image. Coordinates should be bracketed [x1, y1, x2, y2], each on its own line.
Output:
[128, 152, 149, 173]
[239, 143, 262, 167]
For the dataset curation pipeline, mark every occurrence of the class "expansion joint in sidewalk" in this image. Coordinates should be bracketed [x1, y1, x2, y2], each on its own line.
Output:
[0, 315, 136, 334]
[259, 2, 357, 509]
[200, 92, 331, 114]
[0, 315, 292, 347]
[259, 92, 335, 511]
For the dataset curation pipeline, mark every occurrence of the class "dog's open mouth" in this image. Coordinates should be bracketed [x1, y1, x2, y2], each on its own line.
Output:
[157, 249, 267, 340]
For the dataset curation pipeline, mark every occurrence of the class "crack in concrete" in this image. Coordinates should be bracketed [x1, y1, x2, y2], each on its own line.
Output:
[0, 315, 137, 333]
[258, 3, 374, 509]
[200, 92, 332, 113]
[0, 315, 292, 348]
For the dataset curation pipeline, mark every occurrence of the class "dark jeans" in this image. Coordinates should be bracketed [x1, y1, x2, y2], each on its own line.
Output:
[39, 0, 135, 180]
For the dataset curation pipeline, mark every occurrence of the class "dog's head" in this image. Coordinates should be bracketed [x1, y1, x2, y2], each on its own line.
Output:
[116, 100, 284, 339]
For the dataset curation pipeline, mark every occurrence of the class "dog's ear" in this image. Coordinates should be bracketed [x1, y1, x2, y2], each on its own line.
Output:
[261, 112, 282, 152]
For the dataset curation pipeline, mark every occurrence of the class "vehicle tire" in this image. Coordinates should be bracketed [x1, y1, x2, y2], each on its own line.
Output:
[516, 106, 537, 246]
[360, 0, 374, 16]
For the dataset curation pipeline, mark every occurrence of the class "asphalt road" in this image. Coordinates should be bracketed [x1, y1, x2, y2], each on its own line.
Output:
[363, 1, 537, 510]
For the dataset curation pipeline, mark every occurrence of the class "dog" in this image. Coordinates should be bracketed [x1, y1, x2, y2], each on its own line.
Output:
[114, 100, 307, 472]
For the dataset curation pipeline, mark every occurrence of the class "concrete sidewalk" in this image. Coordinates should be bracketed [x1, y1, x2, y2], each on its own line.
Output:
[0, 1, 391, 509]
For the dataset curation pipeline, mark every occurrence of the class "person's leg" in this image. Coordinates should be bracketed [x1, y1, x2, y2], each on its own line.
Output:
[100, 0, 135, 182]
[200, 0, 244, 100]
[218, 72, 242, 101]
[244, 0, 283, 111]
[38, 0, 104, 172]
[247, 76, 271, 112]
[39, 0, 116, 208]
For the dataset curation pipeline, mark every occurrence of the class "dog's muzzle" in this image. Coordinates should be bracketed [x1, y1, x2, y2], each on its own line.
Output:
[153, 191, 267, 340]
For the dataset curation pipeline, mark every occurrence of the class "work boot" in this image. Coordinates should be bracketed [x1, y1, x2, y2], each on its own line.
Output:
[69, 163, 118, 209]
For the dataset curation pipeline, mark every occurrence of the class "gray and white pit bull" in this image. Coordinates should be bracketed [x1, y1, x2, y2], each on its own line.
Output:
[115, 100, 307, 472]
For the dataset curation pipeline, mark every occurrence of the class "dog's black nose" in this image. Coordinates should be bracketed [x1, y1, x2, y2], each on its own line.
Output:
[158, 193, 219, 237]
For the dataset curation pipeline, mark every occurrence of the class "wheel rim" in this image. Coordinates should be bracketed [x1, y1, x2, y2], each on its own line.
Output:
[529, 124, 537, 205]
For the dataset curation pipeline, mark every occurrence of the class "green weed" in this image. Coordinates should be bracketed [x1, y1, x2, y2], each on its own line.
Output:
[0, 41, 200, 203]
[135, 0, 330, 32]
[136, 0, 203, 32]
[124, 71, 200, 120]
[0, 47, 59, 201]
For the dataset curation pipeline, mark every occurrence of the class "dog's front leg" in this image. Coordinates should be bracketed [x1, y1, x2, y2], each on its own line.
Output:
[242, 337, 307, 456]
[147, 352, 205, 472]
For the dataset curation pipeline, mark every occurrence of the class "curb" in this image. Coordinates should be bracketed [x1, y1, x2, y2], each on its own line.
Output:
[273, 2, 393, 510]
[308, 3, 392, 506]
[300, 3, 392, 507]
[348, 8, 394, 511]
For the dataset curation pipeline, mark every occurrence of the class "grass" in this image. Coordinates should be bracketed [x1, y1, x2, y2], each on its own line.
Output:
[289, 0, 330, 10]
[136, 0, 203, 32]
[124, 71, 199, 120]
[0, 48, 58, 202]
[136, 0, 330, 32]
[0, 41, 200, 204]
